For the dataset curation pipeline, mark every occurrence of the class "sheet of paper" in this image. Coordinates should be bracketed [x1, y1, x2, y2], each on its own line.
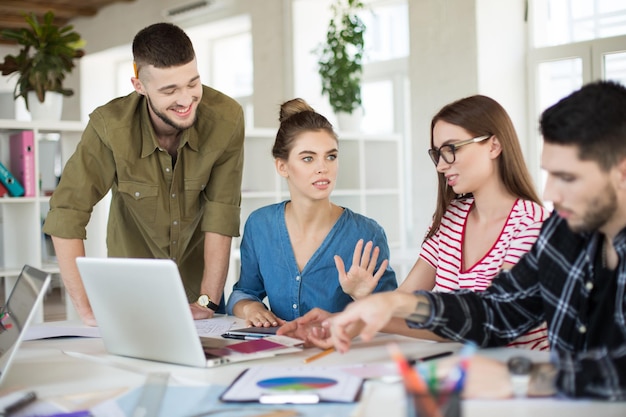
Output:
[23, 320, 101, 341]
[221, 365, 364, 403]
[194, 316, 238, 337]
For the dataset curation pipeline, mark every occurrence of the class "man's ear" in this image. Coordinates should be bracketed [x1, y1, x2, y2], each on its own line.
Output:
[131, 77, 145, 96]
[616, 157, 626, 189]
[489, 135, 503, 159]
[275, 158, 288, 178]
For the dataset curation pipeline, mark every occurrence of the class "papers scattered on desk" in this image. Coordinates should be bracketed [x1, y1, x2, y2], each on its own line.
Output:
[194, 316, 238, 337]
[23, 320, 101, 341]
[220, 365, 364, 403]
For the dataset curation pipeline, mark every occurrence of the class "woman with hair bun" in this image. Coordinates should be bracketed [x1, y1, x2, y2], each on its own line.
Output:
[226, 98, 397, 327]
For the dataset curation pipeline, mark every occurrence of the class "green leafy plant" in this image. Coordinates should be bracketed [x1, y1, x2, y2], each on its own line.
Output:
[0, 11, 85, 110]
[316, 0, 366, 115]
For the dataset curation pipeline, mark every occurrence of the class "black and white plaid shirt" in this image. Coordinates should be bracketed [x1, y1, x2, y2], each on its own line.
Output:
[411, 212, 626, 400]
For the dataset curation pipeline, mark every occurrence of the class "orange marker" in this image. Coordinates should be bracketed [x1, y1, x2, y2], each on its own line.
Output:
[388, 343, 442, 417]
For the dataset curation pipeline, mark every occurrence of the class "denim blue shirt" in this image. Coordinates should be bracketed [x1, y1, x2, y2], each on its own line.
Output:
[226, 201, 397, 320]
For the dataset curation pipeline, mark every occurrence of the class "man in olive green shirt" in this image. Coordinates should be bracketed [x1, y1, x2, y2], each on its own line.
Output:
[43, 23, 244, 326]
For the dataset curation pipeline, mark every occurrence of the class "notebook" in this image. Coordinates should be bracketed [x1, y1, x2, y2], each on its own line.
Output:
[0, 265, 52, 385]
[76, 257, 302, 368]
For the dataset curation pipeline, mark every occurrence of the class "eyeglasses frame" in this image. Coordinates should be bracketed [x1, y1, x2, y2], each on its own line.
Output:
[427, 135, 492, 166]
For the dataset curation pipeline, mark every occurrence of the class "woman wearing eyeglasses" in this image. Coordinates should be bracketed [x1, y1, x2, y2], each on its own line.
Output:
[280, 95, 550, 350]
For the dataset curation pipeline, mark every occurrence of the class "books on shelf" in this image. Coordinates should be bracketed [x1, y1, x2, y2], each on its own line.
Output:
[0, 160, 24, 197]
[10, 130, 35, 197]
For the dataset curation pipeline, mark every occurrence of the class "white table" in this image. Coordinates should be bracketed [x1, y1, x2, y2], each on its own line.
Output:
[5, 325, 626, 417]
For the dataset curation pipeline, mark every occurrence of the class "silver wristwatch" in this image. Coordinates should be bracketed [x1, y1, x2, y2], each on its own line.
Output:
[507, 356, 533, 398]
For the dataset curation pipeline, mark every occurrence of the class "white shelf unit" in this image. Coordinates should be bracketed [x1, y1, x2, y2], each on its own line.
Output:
[223, 127, 407, 299]
[0, 119, 85, 321]
[240, 128, 405, 248]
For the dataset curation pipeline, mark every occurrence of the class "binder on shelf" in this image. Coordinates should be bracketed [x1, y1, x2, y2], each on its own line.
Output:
[10, 130, 36, 197]
[0, 161, 24, 197]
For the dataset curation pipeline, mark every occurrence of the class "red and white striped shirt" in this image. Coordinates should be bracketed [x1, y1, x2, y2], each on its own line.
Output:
[420, 197, 551, 350]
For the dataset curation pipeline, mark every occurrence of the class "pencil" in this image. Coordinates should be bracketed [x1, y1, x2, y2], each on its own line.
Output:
[408, 350, 454, 365]
[303, 347, 335, 363]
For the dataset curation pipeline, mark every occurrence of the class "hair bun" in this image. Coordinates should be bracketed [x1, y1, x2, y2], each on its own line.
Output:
[279, 98, 315, 123]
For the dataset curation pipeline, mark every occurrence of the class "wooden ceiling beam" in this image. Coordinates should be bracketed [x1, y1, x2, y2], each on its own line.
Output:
[0, 2, 100, 19]
[0, 0, 135, 45]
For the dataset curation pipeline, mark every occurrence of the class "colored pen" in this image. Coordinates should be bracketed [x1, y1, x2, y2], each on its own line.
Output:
[35, 411, 92, 417]
[3, 390, 37, 415]
[388, 343, 441, 417]
[221, 333, 265, 340]
[408, 350, 454, 365]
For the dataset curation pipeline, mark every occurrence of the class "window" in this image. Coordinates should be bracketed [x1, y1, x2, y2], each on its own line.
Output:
[186, 15, 253, 125]
[528, 0, 626, 207]
[532, 0, 626, 47]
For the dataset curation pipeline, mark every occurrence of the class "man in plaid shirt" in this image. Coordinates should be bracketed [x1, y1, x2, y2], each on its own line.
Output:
[323, 80, 626, 400]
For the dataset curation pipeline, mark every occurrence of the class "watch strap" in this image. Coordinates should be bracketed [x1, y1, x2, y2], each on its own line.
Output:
[205, 299, 219, 312]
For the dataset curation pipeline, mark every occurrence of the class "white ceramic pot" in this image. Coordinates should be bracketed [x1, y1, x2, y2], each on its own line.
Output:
[27, 91, 63, 121]
[336, 108, 363, 132]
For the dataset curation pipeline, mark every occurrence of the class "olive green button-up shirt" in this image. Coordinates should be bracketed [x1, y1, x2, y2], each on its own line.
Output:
[43, 86, 244, 299]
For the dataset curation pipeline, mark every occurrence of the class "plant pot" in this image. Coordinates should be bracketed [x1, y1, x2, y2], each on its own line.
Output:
[27, 91, 63, 121]
[336, 109, 363, 133]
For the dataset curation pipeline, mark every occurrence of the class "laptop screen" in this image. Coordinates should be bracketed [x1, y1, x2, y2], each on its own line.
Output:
[0, 265, 51, 383]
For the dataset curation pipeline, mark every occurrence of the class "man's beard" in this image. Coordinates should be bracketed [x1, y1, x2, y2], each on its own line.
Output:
[558, 183, 617, 234]
[147, 95, 196, 131]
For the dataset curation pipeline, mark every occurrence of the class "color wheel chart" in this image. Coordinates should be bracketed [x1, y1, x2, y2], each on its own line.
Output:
[257, 376, 337, 391]
[220, 366, 363, 402]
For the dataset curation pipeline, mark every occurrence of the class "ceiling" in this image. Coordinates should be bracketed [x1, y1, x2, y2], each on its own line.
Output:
[0, 0, 136, 45]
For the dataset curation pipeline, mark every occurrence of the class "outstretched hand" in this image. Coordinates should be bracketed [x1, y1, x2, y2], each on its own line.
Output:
[336, 239, 389, 300]
[277, 308, 334, 348]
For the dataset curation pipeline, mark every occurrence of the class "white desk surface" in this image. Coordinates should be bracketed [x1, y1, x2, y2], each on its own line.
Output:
[5, 322, 626, 417]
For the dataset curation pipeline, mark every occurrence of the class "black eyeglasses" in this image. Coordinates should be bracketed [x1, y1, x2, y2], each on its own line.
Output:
[427, 135, 491, 166]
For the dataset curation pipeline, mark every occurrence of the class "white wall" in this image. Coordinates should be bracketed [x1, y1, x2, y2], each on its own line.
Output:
[476, 0, 528, 157]
[408, 0, 479, 243]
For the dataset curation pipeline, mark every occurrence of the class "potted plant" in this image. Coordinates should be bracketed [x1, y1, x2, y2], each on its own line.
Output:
[316, 0, 366, 124]
[0, 11, 85, 117]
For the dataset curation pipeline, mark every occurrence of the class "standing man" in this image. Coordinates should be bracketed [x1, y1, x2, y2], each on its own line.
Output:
[43, 23, 244, 325]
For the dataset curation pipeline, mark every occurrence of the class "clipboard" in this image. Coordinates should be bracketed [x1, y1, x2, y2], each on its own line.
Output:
[220, 365, 364, 404]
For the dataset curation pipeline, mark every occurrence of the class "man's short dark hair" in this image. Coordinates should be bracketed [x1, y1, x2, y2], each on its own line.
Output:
[132, 22, 195, 74]
[540, 80, 626, 171]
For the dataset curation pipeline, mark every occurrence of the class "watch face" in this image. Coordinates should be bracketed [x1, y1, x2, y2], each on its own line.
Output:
[198, 294, 210, 307]
[508, 356, 533, 375]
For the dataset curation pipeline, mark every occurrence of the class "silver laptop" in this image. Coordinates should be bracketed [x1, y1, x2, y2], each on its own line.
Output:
[77, 257, 302, 368]
[76, 257, 213, 367]
[0, 265, 52, 385]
